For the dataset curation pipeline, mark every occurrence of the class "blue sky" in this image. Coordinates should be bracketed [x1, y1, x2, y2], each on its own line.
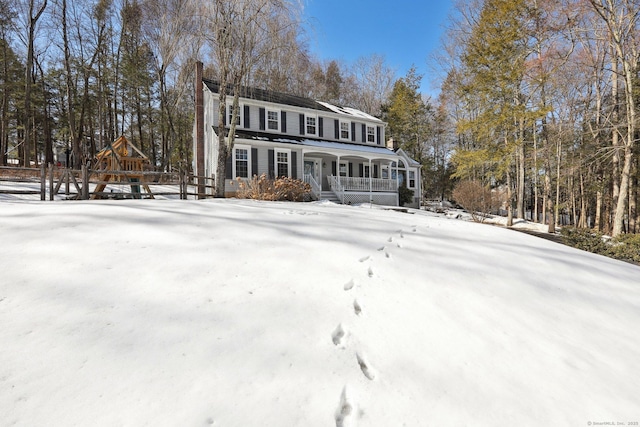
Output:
[302, 0, 454, 96]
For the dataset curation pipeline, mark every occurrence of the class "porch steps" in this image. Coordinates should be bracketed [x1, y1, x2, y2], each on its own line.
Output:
[320, 191, 341, 204]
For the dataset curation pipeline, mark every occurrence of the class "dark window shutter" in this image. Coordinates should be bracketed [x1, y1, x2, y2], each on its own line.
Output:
[225, 152, 233, 179]
[351, 122, 356, 142]
[374, 164, 379, 178]
[281, 111, 287, 133]
[244, 105, 250, 128]
[358, 163, 363, 177]
[291, 151, 297, 179]
[259, 108, 266, 130]
[318, 117, 324, 137]
[362, 124, 366, 142]
[331, 161, 337, 176]
[377, 126, 382, 145]
[223, 106, 227, 126]
[251, 148, 258, 177]
[299, 114, 305, 135]
[348, 163, 353, 177]
[268, 149, 275, 179]
[334, 119, 339, 139]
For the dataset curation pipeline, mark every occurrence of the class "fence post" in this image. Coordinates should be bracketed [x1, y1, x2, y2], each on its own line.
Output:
[181, 170, 187, 200]
[65, 168, 70, 196]
[40, 164, 46, 200]
[49, 163, 54, 201]
[82, 164, 89, 200]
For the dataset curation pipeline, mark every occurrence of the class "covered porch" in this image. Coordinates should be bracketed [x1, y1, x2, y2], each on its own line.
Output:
[301, 149, 401, 206]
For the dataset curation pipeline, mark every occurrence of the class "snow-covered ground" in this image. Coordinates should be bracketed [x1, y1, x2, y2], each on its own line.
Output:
[1, 198, 639, 426]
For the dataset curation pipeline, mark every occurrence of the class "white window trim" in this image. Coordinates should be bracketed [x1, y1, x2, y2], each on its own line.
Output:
[408, 169, 417, 188]
[339, 121, 350, 140]
[366, 126, 376, 143]
[339, 162, 347, 177]
[227, 103, 243, 128]
[233, 144, 251, 179]
[266, 108, 281, 132]
[274, 148, 291, 177]
[306, 114, 318, 137]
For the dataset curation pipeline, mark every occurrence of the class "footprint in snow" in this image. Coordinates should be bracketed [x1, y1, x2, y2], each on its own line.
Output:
[387, 236, 394, 243]
[367, 266, 374, 278]
[356, 352, 377, 381]
[377, 245, 386, 252]
[332, 323, 347, 346]
[344, 279, 356, 291]
[359, 255, 371, 263]
[335, 386, 354, 427]
[353, 299, 362, 316]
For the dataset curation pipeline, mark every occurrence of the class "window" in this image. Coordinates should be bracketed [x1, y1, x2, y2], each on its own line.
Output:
[339, 162, 347, 177]
[367, 126, 376, 143]
[267, 110, 279, 131]
[227, 104, 242, 127]
[340, 121, 350, 140]
[275, 149, 290, 177]
[234, 145, 250, 178]
[306, 116, 317, 136]
[409, 170, 416, 188]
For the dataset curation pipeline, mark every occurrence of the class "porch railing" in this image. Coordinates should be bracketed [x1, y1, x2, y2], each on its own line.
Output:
[327, 175, 345, 202]
[329, 176, 397, 192]
[303, 173, 321, 199]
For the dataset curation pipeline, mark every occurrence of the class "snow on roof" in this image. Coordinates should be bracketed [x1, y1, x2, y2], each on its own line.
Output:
[234, 130, 397, 157]
[272, 137, 397, 156]
[316, 101, 383, 123]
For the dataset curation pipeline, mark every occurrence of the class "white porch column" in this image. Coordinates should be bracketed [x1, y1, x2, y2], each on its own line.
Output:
[336, 155, 341, 185]
[369, 158, 373, 204]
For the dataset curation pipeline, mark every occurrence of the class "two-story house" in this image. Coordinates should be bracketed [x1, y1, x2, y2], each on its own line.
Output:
[193, 62, 421, 207]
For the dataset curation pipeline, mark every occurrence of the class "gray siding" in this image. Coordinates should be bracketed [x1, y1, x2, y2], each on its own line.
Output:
[257, 147, 269, 176]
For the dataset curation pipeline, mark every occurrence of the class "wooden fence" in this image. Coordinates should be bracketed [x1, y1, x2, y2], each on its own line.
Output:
[0, 165, 216, 200]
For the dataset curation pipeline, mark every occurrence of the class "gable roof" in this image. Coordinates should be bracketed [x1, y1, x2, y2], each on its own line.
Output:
[202, 79, 384, 124]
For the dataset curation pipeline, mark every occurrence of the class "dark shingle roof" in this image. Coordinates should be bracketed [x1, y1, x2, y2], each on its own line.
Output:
[202, 79, 334, 113]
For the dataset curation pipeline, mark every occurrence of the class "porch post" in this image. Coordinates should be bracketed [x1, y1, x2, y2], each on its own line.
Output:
[369, 158, 372, 204]
[336, 155, 341, 185]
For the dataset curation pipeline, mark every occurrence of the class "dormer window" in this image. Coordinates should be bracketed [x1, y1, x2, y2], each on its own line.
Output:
[366, 126, 376, 143]
[340, 121, 350, 140]
[267, 109, 280, 131]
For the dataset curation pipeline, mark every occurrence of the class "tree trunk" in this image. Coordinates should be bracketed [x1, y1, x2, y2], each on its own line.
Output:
[595, 189, 602, 231]
[23, 0, 48, 167]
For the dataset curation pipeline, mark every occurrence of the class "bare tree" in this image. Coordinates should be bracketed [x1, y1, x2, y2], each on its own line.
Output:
[200, 0, 302, 197]
[21, 0, 47, 166]
[349, 54, 395, 117]
[589, 0, 639, 236]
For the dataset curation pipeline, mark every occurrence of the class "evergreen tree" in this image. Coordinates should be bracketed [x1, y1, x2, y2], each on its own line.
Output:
[383, 67, 432, 163]
[453, 0, 536, 225]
